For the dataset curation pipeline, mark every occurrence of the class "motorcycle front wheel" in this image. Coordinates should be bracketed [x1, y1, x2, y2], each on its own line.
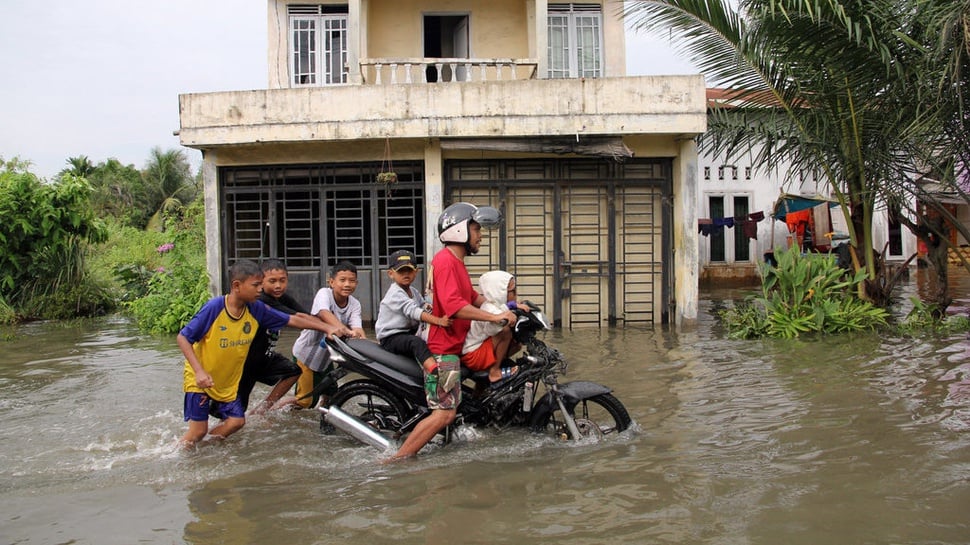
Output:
[531, 393, 632, 439]
[327, 380, 410, 436]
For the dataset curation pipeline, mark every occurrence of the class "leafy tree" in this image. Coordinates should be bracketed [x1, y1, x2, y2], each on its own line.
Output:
[625, 0, 951, 307]
[140, 147, 198, 231]
[0, 156, 33, 174]
[60, 155, 95, 178]
[0, 169, 110, 317]
[87, 158, 146, 226]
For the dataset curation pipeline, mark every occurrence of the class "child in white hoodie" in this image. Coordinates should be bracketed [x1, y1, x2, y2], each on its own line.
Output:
[461, 270, 527, 386]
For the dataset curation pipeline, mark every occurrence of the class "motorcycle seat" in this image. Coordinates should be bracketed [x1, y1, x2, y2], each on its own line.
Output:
[344, 339, 423, 380]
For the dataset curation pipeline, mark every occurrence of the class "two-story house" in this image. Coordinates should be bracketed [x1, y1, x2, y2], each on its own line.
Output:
[177, 1, 706, 327]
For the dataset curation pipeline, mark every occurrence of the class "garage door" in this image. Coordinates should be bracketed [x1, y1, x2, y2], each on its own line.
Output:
[446, 158, 673, 327]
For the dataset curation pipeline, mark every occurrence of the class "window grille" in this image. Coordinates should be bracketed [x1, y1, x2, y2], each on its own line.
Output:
[547, 4, 602, 79]
[289, 5, 348, 86]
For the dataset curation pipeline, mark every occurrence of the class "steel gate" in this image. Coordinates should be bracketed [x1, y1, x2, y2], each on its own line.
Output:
[446, 158, 672, 327]
[220, 162, 425, 322]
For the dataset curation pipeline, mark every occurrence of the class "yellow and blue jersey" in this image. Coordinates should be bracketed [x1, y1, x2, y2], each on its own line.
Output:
[180, 296, 291, 402]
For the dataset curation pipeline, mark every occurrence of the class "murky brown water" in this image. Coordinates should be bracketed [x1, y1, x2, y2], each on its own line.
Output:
[2, 271, 969, 544]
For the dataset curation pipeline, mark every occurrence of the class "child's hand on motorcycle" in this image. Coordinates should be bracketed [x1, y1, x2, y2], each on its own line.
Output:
[329, 324, 354, 338]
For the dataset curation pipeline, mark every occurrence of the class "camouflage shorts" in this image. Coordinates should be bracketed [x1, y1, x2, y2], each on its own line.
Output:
[426, 354, 462, 410]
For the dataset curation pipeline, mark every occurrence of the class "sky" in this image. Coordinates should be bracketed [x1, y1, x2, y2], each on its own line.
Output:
[0, 1, 699, 181]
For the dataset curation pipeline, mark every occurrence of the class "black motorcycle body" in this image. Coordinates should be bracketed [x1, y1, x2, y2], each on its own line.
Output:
[322, 304, 632, 446]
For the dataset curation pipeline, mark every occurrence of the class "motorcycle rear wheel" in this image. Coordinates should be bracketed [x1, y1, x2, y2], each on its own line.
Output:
[532, 393, 631, 439]
[327, 380, 410, 436]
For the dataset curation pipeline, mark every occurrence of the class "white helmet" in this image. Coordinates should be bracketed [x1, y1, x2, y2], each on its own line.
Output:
[437, 202, 502, 244]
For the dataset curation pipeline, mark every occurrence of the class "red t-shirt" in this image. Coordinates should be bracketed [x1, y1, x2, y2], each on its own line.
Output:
[427, 247, 479, 355]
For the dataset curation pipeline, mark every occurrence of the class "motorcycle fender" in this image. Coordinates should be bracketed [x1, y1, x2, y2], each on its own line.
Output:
[528, 381, 612, 427]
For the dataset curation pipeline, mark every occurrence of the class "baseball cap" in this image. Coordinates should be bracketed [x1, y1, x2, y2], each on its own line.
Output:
[388, 250, 417, 271]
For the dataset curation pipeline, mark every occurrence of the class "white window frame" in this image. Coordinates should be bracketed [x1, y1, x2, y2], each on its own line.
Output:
[705, 192, 755, 264]
[289, 6, 349, 87]
[547, 4, 603, 79]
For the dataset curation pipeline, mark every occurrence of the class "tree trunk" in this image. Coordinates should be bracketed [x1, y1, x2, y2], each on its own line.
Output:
[923, 216, 952, 318]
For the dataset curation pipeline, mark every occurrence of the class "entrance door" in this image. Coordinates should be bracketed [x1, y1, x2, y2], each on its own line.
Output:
[423, 14, 469, 82]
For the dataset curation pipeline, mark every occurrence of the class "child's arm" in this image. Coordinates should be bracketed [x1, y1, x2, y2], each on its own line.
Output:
[313, 309, 354, 338]
[177, 333, 213, 389]
[453, 304, 516, 326]
[287, 313, 351, 338]
[421, 311, 452, 328]
[347, 297, 366, 339]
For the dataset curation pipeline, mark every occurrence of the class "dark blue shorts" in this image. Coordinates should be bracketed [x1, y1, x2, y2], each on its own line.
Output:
[183, 392, 245, 422]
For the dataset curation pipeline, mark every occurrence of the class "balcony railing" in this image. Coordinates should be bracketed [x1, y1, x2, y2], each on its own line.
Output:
[359, 57, 538, 85]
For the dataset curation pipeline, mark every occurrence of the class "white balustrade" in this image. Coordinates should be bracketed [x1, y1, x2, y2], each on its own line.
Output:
[359, 58, 538, 85]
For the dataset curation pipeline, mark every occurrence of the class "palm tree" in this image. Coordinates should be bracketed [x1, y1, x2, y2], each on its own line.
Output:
[624, 0, 950, 305]
[62, 155, 95, 179]
[140, 147, 198, 231]
[87, 158, 144, 225]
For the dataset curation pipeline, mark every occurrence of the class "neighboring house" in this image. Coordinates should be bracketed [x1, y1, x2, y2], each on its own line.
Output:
[697, 89, 917, 285]
[178, 1, 706, 327]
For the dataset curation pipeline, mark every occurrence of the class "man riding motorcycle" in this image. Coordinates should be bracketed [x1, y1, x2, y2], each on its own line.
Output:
[386, 202, 515, 462]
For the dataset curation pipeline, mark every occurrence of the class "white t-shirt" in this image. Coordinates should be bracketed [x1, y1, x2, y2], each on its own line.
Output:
[292, 287, 362, 371]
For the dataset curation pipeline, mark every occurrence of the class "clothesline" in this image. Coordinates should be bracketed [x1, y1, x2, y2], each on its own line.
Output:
[698, 211, 765, 239]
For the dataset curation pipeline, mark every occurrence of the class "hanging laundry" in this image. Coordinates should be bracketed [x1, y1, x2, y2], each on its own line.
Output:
[713, 217, 735, 229]
[742, 219, 758, 240]
[698, 218, 713, 236]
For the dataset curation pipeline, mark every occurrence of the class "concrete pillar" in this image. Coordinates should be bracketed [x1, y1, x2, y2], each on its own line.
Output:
[201, 152, 222, 296]
[424, 139, 444, 258]
[674, 137, 699, 325]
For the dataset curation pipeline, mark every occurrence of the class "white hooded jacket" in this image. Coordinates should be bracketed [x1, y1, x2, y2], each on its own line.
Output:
[462, 270, 513, 355]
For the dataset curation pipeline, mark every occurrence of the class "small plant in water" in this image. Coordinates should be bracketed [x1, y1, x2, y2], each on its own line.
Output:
[897, 297, 970, 335]
[719, 246, 889, 339]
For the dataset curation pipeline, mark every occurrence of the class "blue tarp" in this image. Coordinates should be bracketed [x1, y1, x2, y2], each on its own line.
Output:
[772, 194, 838, 220]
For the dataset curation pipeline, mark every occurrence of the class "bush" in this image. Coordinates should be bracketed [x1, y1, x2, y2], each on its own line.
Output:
[125, 201, 211, 334]
[88, 220, 170, 301]
[0, 169, 114, 320]
[720, 246, 889, 338]
[897, 297, 970, 335]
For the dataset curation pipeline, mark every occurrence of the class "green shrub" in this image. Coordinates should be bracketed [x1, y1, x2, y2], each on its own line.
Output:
[0, 296, 15, 325]
[897, 297, 970, 335]
[720, 246, 889, 338]
[88, 220, 169, 301]
[125, 201, 210, 334]
[0, 170, 110, 319]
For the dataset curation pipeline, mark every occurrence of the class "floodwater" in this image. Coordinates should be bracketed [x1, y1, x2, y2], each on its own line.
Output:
[2, 272, 970, 545]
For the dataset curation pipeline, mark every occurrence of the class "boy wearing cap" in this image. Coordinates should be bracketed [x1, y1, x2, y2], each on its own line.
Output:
[374, 250, 452, 373]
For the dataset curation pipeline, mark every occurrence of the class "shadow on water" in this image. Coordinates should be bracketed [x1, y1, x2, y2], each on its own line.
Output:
[2, 271, 970, 544]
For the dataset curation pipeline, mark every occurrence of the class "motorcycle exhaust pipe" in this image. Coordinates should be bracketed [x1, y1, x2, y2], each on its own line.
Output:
[318, 405, 394, 451]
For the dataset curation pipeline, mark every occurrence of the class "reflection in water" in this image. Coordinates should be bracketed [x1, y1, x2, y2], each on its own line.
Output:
[1, 274, 970, 544]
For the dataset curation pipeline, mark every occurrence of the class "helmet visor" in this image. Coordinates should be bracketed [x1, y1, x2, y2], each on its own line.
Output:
[472, 206, 503, 229]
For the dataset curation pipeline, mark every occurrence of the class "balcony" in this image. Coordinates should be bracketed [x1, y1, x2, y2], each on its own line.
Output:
[359, 57, 538, 84]
[178, 75, 707, 148]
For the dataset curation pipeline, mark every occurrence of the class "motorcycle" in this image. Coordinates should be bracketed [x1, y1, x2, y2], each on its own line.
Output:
[317, 302, 632, 449]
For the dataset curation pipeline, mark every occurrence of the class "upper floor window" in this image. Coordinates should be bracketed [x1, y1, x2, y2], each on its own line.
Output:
[547, 4, 603, 79]
[289, 5, 349, 86]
